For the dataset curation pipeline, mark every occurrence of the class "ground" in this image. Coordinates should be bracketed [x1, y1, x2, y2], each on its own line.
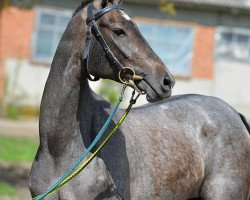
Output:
[0, 118, 39, 200]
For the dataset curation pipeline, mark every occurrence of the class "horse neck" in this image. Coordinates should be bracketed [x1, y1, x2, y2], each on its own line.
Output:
[38, 11, 112, 156]
[39, 48, 99, 156]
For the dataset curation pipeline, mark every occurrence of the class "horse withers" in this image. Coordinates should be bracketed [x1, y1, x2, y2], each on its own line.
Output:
[29, 0, 250, 199]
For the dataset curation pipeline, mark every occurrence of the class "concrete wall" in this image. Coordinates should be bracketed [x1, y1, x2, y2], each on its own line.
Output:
[172, 62, 250, 118]
[4, 59, 49, 107]
[213, 61, 250, 117]
[4, 59, 100, 108]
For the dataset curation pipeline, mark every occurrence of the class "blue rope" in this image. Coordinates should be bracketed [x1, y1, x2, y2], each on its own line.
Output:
[34, 96, 123, 200]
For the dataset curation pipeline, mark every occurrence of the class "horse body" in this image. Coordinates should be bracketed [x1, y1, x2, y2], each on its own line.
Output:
[30, 79, 250, 199]
[29, 0, 250, 199]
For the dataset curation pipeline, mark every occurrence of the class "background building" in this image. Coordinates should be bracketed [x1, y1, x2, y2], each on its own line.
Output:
[0, 0, 250, 118]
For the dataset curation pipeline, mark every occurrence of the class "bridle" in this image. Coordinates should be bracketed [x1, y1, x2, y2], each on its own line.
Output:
[83, 2, 163, 98]
[83, 2, 144, 93]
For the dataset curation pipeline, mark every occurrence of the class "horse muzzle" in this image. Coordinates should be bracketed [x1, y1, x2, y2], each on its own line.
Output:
[136, 75, 175, 102]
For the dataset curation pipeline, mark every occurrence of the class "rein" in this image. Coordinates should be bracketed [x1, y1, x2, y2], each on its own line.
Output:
[33, 86, 140, 200]
[47, 90, 140, 197]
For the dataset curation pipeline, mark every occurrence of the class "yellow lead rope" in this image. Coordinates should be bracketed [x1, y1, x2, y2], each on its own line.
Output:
[47, 94, 139, 198]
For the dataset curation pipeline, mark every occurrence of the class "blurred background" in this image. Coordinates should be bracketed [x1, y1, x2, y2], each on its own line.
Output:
[0, 0, 250, 199]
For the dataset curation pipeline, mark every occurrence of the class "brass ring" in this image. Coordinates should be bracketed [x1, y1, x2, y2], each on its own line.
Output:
[118, 67, 136, 84]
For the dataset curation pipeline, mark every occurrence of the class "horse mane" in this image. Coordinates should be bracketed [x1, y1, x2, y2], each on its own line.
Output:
[73, 0, 117, 16]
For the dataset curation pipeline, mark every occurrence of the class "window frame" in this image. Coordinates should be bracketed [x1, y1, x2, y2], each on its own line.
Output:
[215, 26, 250, 62]
[134, 17, 195, 78]
[32, 7, 73, 63]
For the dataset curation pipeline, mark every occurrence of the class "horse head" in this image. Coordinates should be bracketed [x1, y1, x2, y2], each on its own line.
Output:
[73, 0, 175, 102]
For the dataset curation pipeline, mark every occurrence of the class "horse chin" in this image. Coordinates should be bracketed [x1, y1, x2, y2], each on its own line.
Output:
[146, 94, 159, 103]
[146, 91, 172, 103]
[137, 81, 172, 103]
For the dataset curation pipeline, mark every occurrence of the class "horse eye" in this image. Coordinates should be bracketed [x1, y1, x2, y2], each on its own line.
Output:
[112, 28, 126, 37]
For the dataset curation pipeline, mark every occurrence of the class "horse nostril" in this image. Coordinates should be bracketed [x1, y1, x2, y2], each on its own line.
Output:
[163, 76, 172, 87]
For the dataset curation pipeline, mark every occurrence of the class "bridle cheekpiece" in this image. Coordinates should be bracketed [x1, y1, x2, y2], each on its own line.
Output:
[83, 2, 124, 81]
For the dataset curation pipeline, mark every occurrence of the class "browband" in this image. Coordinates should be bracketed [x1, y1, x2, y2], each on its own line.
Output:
[86, 5, 124, 24]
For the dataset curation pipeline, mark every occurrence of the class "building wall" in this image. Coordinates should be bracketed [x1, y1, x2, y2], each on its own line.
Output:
[126, 4, 250, 118]
[1, 4, 250, 119]
[0, 4, 217, 102]
[192, 25, 215, 79]
[0, 7, 35, 99]
[126, 4, 216, 80]
[0, 11, 3, 97]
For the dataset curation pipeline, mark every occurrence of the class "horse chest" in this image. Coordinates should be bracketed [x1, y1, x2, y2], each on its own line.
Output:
[31, 150, 120, 199]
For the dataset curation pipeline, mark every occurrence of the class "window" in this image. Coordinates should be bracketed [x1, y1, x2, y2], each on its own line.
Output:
[33, 8, 72, 62]
[216, 27, 250, 61]
[137, 22, 194, 76]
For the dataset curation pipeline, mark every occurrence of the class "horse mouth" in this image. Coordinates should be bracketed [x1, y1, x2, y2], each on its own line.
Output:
[135, 80, 172, 103]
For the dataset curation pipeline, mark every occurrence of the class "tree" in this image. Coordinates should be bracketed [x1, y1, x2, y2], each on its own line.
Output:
[160, 0, 176, 15]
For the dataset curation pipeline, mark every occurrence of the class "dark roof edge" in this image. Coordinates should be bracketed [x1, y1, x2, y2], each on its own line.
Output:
[174, 1, 250, 15]
[123, 0, 250, 15]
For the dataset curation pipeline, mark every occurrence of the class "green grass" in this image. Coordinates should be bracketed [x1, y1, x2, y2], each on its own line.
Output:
[0, 134, 38, 163]
[0, 183, 17, 196]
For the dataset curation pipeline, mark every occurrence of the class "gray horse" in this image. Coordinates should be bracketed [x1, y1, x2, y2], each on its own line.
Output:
[29, 0, 250, 199]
